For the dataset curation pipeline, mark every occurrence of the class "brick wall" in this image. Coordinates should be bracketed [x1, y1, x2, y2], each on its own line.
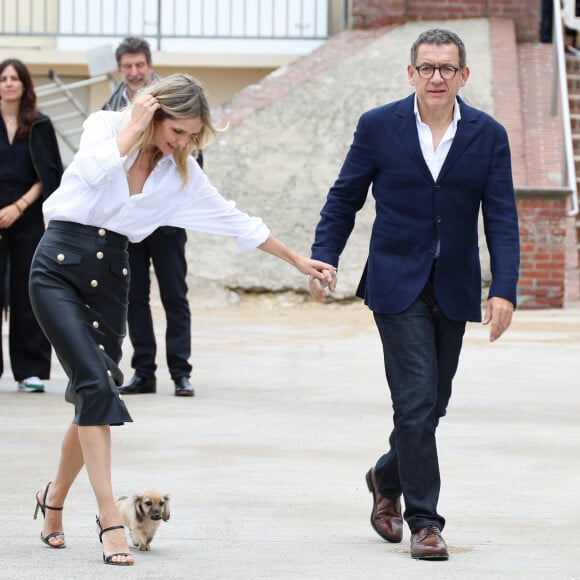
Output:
[351, 0, 541, 43]
[516, 188, 579, 308]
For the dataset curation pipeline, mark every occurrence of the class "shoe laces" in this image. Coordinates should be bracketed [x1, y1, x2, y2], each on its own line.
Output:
[422, 525, 441, 538]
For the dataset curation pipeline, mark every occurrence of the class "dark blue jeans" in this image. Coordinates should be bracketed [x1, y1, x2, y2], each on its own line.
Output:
[372, 273, 465, 533]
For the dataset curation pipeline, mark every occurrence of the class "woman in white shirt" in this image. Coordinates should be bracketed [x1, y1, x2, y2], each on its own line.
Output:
[29, 73, 336, 566]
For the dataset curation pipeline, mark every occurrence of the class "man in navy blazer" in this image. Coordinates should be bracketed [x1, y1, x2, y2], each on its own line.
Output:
[309, 29, 519, 560]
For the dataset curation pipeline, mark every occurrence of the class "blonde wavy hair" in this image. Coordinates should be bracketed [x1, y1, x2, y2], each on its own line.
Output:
[128, 73, 216, 186]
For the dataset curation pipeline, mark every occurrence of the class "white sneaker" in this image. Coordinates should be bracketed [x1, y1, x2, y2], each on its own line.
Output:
[17, 376, 45, 393]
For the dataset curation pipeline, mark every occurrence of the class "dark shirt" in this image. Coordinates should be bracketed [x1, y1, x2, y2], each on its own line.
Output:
[0, 122, 38, 205]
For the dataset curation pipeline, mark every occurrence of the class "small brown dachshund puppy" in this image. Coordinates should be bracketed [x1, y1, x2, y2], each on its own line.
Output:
[116, 490, 170, 551]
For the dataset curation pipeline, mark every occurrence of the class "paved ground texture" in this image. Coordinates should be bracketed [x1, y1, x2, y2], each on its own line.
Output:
[1, 299, 579, 579]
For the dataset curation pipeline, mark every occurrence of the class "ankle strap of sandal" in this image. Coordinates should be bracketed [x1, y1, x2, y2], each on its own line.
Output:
[43, 504, 63, 511]
[96, 516, 125, 542]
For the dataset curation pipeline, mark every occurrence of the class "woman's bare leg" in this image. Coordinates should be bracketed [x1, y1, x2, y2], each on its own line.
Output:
[78, 425, 133, 565]
[38, 423, 84, 547]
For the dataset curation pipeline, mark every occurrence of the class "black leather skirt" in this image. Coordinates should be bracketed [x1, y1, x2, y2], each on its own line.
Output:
[29, 221, 133, 426]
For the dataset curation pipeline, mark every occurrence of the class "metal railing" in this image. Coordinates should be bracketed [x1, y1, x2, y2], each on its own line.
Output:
[552, 0, 579, 216]
[0, 0, 332, 46]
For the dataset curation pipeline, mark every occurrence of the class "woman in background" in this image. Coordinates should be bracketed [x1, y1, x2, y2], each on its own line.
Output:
[0, 58, 63, 393]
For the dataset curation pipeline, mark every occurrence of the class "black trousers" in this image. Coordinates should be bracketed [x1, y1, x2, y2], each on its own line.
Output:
[29, 221, 132, 426]
[0, 205, 51, 381]
[127, 226, 192, 380]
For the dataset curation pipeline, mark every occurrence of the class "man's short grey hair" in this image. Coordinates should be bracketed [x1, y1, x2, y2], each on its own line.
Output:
[115, 36, 152, 66]
[410, 29, 467, 68]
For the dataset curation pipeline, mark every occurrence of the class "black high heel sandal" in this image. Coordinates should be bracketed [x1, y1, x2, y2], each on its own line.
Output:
[33, 482, 65, 549]
[96, 516, 134, 566]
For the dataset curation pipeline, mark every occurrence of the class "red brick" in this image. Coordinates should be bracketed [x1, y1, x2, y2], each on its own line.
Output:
[350, 0, 540, 42]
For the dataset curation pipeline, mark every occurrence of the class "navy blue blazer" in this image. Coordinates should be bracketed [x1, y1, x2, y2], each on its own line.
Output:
[311, 94, 520, 322]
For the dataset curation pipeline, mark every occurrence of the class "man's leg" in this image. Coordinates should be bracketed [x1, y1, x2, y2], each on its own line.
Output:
[373, 291, 464, 533]
[126, 240, 157, 379]
[148, 227, 192, 381]
[374, 302, 443, 533]
[371, 276, 465, 559]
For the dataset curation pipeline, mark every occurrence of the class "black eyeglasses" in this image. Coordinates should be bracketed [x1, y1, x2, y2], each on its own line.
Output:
[414, 65, 462, 80]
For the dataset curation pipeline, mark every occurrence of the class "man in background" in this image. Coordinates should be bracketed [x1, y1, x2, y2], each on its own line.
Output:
[104, 36, 196, 397]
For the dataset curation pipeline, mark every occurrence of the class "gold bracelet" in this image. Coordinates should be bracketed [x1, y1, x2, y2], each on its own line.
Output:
[12, 203, 23, 217]
[19, 197, 29, 208]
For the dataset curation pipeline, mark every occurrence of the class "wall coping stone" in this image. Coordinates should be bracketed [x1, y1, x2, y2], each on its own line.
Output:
[515, 186, 572, 200]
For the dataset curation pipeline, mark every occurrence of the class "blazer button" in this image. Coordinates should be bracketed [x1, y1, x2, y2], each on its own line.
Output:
[57, 253, 65, 261]
[92, 321, 99, 329]
[90, 280, 99, 288]
[434, 184, 441, 190]
[430, 246, 437, 254]
[436, 216, 443, 223]
[96, 251, 104, 260]
[98, 228, 106, 237]
[122, 268, 128, 276]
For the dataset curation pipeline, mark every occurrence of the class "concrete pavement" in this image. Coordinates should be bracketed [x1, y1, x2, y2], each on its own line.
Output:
[1, 298, 579, 579]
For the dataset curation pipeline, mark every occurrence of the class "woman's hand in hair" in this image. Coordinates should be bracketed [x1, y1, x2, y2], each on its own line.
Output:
[117, 94, 160, 157]
[130, 94, 161, 132]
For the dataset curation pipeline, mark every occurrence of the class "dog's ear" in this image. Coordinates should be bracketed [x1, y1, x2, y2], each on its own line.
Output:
[134, 495, 145, 523]
[161, 494, 170, 521]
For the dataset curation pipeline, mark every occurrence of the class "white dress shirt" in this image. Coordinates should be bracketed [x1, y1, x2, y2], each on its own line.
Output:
[414, 95, 461, 181]
[43, 110, 271, 248]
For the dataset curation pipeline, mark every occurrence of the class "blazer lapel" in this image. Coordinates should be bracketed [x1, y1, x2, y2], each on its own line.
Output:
[393, 95, 434, 182]
[437, 98, 479, 181]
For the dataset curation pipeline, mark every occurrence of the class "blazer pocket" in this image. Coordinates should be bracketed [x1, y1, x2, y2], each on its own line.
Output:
[367, 255, 402, 296]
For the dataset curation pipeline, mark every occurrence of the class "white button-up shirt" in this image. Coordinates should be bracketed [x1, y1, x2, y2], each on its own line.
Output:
[414, 95, 461, 181]
[43, 110, 270, 249]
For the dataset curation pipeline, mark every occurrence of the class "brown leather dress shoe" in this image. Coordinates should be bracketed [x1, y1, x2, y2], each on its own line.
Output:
[365, 468, 403, 543]
[410, 525, 449, 560]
